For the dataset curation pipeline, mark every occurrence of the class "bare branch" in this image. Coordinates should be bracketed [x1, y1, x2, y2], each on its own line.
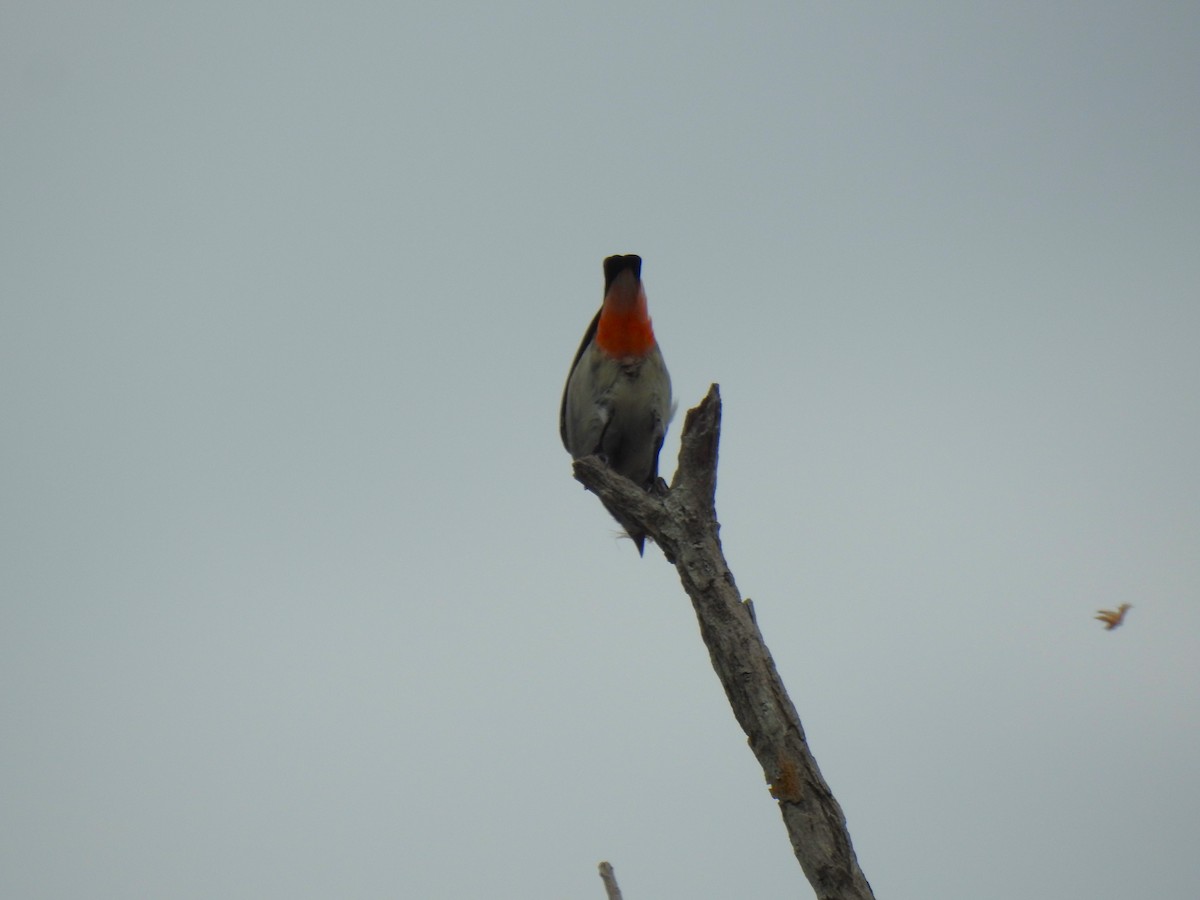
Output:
[574, 384, 874, 900]
[598, 861, 624, 900]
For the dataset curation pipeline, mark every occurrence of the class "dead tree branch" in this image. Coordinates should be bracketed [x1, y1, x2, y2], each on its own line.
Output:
[573, 384, 874, 900]
[597, 861, 624, 900]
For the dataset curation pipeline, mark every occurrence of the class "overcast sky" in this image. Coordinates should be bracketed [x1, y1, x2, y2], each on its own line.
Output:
[3, 3, 1198, 898]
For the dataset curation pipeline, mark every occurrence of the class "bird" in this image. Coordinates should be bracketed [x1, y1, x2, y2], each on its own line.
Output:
[1095, 603, 1132, 630]
[560, 254, 673, 554]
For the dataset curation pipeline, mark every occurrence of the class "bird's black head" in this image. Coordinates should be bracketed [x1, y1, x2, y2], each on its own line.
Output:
[603, 254, 642, 292]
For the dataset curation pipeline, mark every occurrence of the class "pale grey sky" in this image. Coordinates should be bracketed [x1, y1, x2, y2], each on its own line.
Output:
[2, 3, 1198, 898]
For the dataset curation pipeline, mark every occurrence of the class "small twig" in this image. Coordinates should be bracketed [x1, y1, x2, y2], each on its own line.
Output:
[598, 860, 624, 900]
[574, 385, 874, 900]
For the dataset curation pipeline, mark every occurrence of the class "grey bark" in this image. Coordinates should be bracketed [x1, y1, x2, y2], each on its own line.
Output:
[573, 385, 874, 900]
[597, 861, 623, 900]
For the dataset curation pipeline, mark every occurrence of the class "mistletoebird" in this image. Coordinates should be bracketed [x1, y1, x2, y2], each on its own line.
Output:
[560, 254, 673, 553]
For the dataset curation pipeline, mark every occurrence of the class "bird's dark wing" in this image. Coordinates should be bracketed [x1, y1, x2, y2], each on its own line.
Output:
[559, 308, 601, 449]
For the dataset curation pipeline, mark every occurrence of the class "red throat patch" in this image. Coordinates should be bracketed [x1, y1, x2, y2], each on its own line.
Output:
[595, 291, 656, 358]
